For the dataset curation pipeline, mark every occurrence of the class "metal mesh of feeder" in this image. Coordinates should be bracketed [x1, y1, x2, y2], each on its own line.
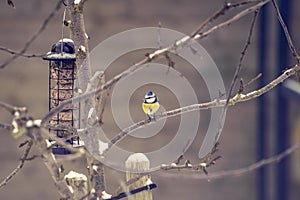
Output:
[43, 38, 80, 154]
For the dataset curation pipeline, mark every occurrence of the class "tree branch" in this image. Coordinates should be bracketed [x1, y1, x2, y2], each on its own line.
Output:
[1, 1, 299, 199]
[190, 0, 258, 38]
[32, 128, 73, 198]
[0, 0, 63, 69]
[103, 64, 300, 154]
[86, 71, 107, 198]
[0, 46, 44, 58]
[213, 9, 259, 147]
[157, 140, 300, 180]
[0, 101, 19, 113]
[161, 142, 221, 175]
[271, 0, 299, 60]
[42, 0, 270, 125]
[0, 122, 11, 131]
[194, 0, 270, 40]
[0, 140, 33, 188]
[66, 0, 91, 91]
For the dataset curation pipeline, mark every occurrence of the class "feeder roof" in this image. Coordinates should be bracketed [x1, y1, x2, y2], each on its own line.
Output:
[52, 38, 75, 54]
[43, 38, 76, 61]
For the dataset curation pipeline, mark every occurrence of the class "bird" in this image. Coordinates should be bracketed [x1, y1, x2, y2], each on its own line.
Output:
[142, 91, 160, 120]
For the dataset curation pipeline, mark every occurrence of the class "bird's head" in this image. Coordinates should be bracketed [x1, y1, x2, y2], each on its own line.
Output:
[144, 91, 158, 103]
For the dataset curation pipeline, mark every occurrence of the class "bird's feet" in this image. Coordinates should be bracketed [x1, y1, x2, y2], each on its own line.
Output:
[147, 114, 156, 122]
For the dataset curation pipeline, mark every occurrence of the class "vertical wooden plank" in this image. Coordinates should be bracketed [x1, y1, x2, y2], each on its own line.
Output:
[125, 153, 153, 200]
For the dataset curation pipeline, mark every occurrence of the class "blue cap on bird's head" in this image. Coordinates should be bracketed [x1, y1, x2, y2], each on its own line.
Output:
[145, 91, 155, 98]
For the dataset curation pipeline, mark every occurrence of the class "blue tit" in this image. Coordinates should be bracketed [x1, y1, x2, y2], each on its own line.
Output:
[142, 91, 160, 120]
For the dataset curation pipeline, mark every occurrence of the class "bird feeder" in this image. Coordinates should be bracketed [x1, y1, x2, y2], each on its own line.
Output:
[43, 38, 80, 154]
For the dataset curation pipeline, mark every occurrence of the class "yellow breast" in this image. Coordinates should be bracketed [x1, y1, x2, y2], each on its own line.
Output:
[142, 101, 160, 115]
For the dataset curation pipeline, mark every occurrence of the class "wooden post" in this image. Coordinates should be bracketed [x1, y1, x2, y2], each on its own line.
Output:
[64, 170, 88, 199]
[125, 153, 153, 200]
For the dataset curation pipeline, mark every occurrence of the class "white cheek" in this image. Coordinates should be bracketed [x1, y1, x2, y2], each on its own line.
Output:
[146, 97, 156, 103]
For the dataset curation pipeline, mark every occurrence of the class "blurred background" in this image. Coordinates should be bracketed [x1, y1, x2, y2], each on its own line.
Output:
[0, 0, 300, 200]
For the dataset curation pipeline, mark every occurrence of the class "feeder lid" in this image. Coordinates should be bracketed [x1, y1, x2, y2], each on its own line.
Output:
[43, 38, 76, 61]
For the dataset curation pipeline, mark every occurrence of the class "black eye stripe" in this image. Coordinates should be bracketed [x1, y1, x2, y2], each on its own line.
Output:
[144, 97, 158, 103]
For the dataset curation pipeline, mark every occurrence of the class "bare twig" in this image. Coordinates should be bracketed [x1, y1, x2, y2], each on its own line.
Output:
[238, 73, 262, 94]
[228, 10, 259, 100]
[0, 0, 62, 69]
[166, 65, 298, 113]
[0, 46, 44, 58]
[214, 10, 259, 145]
[243, 73, 262, 89]
[0, 101, 18, 113]
[0, 140, 33, 188]
[160, 143, 220, 175]
[190, 0, 257, 38]
[0, 122, 11, 131]
[47, 124, 78, 139]
[7, 0, 15, 8]
[194, 0, 270, 40]
[271, 0, 299, 60]
[157, 141, 300, 180]
[106, 119, 149, 151]
[117, 141, 300, 182]
[0, 102, 31, 138]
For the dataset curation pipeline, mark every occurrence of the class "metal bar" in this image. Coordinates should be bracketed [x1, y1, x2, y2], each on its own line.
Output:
[257, 4, 269, 200]
[109, 184, 157, 200]
[275, 0, 291, 199]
